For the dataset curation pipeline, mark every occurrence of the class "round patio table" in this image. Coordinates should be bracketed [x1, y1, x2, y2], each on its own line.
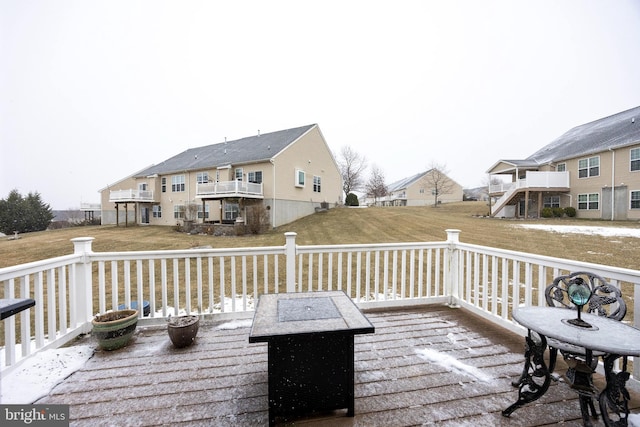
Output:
[503, 306, 640, 427]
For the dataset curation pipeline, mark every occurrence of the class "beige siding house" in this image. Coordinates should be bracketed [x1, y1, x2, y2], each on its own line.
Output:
[375, 170, 463, 207]
[100, 124, 342, 228]
[487, 106, 640, 220]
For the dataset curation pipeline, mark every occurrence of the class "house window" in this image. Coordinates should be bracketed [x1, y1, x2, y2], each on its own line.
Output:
[556, 163, 566, 172]
[197, 172, 209, 184]
[139, 183, 147, 191]
[197, 204, 210, 219]
[295, 169, 305, 187]
[543, 196, 560, 208]
[153, 205, 162, 218]
[161, 177, 167, 193]
[578, 193, 599, 210]
[172, 175, 185, 192]
[248, 171, 263, 184]
[631, 148, 640, 172]
[631, 191, 640, 209]
[224, 202, 239, 220]
[174, 205, 185, 219]
[578, 156, 599, 178]
[235, 168, 243, 181]
[313, 176, 321, 192]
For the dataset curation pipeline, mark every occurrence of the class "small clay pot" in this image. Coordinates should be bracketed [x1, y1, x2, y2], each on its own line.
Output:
[92, 309, 138, 350]
[168, 315, 200, 348]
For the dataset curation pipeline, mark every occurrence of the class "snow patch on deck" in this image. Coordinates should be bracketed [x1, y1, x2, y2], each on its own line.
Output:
[415, 348, 492, 383]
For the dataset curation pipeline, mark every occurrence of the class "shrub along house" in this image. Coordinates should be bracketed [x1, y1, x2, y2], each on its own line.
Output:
[487, 105, 640, 220]
[100, 124, 342, 229]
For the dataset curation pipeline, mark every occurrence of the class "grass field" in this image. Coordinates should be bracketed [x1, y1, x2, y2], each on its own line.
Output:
[2, 201, 639, 270]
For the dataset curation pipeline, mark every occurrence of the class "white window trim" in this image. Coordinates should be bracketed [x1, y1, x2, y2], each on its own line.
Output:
[630, 190, 640, 209]
[577, 193, 599, 210]
[196, 172, 209, 184]
[295, 169, 305, 187]
[578, 156, 600, 179]
[248, 171, 263, 184]
[171, 175, 186, 192]
[174, 205, 185, 219]
[630, 147, 640, 172]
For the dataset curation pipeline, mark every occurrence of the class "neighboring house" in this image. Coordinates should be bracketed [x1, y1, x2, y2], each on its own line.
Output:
[100, 124, 342, 228]
[487, 106, 640, 220]
[373, 169, 463, 207]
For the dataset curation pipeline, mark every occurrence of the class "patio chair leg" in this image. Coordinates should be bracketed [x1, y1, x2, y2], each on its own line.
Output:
[548, 347, 558, 374]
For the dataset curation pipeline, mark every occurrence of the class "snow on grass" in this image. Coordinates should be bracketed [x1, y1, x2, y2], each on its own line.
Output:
[415, 348, 491, 383]
[516, 224, 640, 238]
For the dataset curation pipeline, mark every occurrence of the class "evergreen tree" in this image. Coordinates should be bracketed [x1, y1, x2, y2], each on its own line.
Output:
[0, 190, 54, 234]
[345, 193, 359, 206]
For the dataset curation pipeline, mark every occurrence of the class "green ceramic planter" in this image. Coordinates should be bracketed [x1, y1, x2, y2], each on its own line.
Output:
[92, 309, 138, 350]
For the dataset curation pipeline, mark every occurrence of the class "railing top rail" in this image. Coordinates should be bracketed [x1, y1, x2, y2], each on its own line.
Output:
[456, 241, 640, 283]
[88, 245, 285, 262]
[296, 241, 448, 253]
[0, 254, 81, 281]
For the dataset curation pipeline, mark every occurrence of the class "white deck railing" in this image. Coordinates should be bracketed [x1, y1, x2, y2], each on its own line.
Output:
[109, 189, 154, 202]
[2, 230, 639, 388]
[80, 202, 101, 211]
[489, 171, 570, 194]
[196, 180, 263, 198]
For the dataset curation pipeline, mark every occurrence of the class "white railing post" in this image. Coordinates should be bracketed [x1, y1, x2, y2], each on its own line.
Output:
[445, 229, 461, 308]
[285, 232, 297, 292]
[71, 237, 95, 333]
[635, 283, 640, 381]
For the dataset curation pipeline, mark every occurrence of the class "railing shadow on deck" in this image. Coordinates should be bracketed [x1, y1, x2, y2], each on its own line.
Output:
[2, 229, 639, 389]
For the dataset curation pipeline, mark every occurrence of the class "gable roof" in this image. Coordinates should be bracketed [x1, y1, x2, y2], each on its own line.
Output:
[136, 124, 317, 177]
[488, 106, 640, 173]
[387, 170, 432, 192]
[527, 106, 640, 164]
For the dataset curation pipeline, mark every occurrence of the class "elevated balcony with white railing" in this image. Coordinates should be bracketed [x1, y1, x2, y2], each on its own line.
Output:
[489, 171, 570, 195]
[489, 171, 570, 216]
[80, 202, 101, 211]
[196, 180, 263, 199]
[109, 189, 155, 203]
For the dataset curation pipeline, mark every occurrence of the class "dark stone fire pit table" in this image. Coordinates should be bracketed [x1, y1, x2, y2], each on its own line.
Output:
[249, 291, 375, 426]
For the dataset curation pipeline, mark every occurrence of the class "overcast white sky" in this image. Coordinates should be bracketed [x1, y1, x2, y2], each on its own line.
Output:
[2, 0, 640, 209]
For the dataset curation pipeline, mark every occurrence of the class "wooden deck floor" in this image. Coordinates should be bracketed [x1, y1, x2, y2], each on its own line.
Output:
[37, 305, 640, 426]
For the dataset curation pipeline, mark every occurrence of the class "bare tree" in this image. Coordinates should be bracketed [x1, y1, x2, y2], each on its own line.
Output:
[482, 174, 505, 212]
[337, 145, 367, 197]
[421, 162, 455, 207]
[365, 165, 388, 206]
[185, 202, 200, 221]
[481, 175, 503, 201]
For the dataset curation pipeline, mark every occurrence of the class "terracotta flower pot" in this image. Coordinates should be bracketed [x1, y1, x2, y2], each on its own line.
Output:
[92, 309, 138, 350]
[168, 315, 199, 348]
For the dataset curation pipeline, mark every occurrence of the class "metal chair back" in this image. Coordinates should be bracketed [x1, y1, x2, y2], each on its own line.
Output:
[545, 271, 626, 321]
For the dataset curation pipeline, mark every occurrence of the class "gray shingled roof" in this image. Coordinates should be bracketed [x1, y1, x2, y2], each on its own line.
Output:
[526, 105, 640, 164]
[387, 170, 432, 192]
[136, 124, 316, 177]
